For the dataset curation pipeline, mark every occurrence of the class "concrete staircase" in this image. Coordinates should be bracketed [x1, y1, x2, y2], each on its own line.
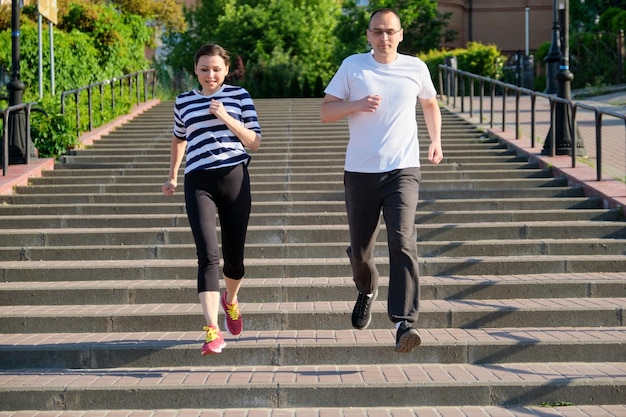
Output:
[0, 98, 624, 415]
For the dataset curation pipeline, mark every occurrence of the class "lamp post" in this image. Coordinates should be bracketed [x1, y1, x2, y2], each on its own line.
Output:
[543, 0, 560, 95]
[542, 0, 585, 156]
[522, 7, 534, 90]
[6, 0, 29, 164]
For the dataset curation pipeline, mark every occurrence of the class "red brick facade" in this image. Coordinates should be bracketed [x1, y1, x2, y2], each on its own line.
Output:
[440, 0, 554, 54]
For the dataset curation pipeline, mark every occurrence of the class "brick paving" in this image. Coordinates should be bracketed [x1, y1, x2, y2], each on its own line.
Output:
[0, 408, 625, 417]
[0, 363, 624, 396]
[1, 327, 625, 347]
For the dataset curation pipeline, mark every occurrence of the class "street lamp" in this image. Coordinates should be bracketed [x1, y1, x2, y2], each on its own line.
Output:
[542, 0, 585, 156]
[543, 0, 560, 95]
[6, 0, 35, 165]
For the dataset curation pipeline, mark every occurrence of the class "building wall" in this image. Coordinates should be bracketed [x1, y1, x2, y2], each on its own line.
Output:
[439, 0, 554, 54]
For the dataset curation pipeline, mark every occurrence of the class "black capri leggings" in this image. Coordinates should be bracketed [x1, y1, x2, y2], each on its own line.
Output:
[184, 163, 251, 293]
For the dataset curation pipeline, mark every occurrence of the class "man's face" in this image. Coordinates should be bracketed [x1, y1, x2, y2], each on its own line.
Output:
[366, 12, 403, 56]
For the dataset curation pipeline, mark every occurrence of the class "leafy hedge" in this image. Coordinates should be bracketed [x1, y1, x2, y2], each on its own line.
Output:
[419, 42, 506, 95]
[0, 2, 152, 158]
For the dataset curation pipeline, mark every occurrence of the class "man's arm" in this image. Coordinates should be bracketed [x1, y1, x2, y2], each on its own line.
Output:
[419, 96, 443, 165]
[320, 94, 382, 123]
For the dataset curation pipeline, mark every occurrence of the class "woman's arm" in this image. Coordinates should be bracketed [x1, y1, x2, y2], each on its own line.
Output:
[162, 137, 187, 195]
[209, 100, 261, 151]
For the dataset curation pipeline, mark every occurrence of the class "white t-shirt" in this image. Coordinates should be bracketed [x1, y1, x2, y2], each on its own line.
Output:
[324, 52, 437, 173]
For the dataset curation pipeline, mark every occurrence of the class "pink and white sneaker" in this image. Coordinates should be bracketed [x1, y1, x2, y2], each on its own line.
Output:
[201, 325, 226, 355]
[220, 291, 243, 336]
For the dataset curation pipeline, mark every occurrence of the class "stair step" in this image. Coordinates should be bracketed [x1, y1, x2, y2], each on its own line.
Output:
[1, 297, 624, 333]
[44, 162, 542, 176]
[0, 209, 621, 230]
[2, 406, 625, 417]
[0, 222, 622, 244]
[1, 327, 624, 369]
[0, 237, 623, 261]
[0, 187, 589, 204]
[1, 273, 623, 304]
[28, 170, 553, 185]
[13, 178, 572, 195]
[1, 255, 626, 281]
[0, 362, 624, 409]
[0, 198, 606, 215]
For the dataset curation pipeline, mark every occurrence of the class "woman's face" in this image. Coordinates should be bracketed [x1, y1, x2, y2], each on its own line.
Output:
[194, 54, 229, 95]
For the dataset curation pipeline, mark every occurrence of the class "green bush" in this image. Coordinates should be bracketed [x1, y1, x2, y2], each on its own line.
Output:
[0, 2, 154, 159]
[420, 42, 505, 95]
[420, 42, 505, 81]
[31, 110, 77, 158]
[30, 97, 78, 158]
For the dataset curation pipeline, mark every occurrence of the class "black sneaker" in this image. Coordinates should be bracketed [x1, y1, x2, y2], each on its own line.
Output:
[351, 289, 377, 329]
[395, 321, 421, 353]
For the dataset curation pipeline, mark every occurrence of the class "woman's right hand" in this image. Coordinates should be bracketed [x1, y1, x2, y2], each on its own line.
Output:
[162, 180, 177, 196]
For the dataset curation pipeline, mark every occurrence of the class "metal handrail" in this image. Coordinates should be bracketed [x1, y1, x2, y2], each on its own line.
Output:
[438, 65, 626, 181]
[1, 101, 38, 176]
[60, 69, 157, 139]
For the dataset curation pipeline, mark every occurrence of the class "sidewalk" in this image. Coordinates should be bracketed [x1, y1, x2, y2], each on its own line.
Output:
[442, 87, 626, 210]
[0, 99, 161, 195]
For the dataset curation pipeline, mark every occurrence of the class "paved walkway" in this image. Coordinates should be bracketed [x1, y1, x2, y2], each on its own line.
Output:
[0, 99, 161, 195]
[442, 86, 626, 210]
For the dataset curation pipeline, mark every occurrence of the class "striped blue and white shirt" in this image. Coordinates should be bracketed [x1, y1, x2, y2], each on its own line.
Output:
[173, 85, 261, 174]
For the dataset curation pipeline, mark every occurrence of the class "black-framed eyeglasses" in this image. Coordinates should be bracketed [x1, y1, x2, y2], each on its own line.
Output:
[368, 28, 402, 37]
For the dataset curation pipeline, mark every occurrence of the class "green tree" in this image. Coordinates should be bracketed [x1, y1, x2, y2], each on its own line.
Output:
[0, 1, 155, 158]
[110, 0, 187, 35]
[58, 2, 151, 77]
[163, 0, 341, 98]
[571, 0, 626, 31]
[333, 0, 370, 61]
[365, 0, 457, 55]
[0, 21, 102, 98]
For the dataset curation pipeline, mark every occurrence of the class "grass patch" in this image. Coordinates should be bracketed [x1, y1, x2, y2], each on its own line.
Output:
[541, 401, 574, 407]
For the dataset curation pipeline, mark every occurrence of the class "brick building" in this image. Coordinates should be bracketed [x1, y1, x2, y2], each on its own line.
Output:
[440, 0, 553, 54]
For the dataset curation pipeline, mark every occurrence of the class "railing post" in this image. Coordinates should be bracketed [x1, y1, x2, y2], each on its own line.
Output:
[2, 110, 8, 175]
[460, 72, 465, 113]
[571, 103, 578, 168]
[99, 83, 104, 123]
[595, 111, 603, 181]
[530, 93, 537, 148]
[75, 90, 80, 139]
[489, 82, 495, 129]
[143, 71, 148, 102]
[111, 78, 116, 111]
[515, 89, 521, 139]
[479, 78, 484, 123]
[502, 84, 507, 132]
[135, 72, 140, 104]
[469, 76, 474, 118]
[87, 85, 93, 132]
